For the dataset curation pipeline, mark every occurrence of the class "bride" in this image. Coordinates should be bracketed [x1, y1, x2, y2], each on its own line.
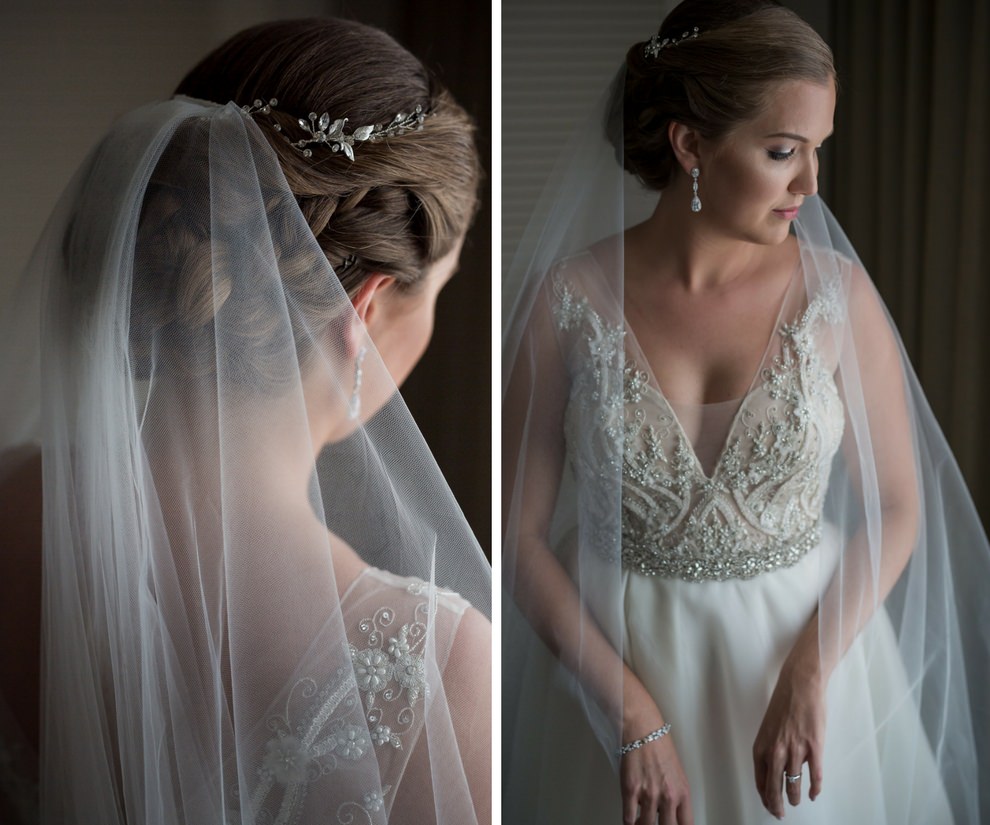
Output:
[502, 1, 989, 823]
[0, 18, 491, 825]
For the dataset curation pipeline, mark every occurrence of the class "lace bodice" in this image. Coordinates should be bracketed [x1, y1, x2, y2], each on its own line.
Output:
[238, 567, 468, 825]
[551, 252, 846, 582]
[0, 569, 470, 825]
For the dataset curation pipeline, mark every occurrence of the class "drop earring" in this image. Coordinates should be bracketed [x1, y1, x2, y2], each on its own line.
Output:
[690, 167, 702, 213]
[348, 344, 368, 420]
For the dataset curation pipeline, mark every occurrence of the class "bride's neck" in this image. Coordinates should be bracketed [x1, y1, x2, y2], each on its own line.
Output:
[628, 184, 763, 292]
[141, 384, 367, 593]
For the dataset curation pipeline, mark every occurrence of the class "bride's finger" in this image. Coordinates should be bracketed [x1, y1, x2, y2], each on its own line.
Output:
[636, 794, 659, 825]
[808, 748, 824, 801]
[763, 747, 786, 817]
[622, 790, 638, 825]
[784, 758, 804, 807]
[753, 749, 768, 806]
[677, 799, 695, 825]
[657, 795, 677, 825]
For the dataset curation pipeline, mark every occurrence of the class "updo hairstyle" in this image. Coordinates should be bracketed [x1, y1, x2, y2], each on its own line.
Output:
[616, 0, 835, 191]
[130, 18, 481, 384]
[174, 17, 480, 296]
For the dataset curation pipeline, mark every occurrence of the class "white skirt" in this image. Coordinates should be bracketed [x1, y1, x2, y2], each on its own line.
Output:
[504, 526, 953, 824]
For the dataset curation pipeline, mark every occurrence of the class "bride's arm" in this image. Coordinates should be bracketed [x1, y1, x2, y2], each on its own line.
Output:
[446, 608, 492, 823]
[503, 281, 693, 825]
[790, 264, 919, 681]
[754, 264, 919, 816]
[503, 280, 640, 726]
[393, 605, 491, 824]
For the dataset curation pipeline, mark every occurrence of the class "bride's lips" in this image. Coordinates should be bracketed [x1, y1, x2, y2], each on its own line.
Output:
[773, 205, 802, 220]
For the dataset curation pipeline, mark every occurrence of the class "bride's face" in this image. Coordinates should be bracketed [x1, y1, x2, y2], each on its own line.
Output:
[698, 79, 835, 245]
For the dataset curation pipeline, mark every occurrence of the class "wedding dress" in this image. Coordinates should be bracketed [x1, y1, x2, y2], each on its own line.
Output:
[503, 52, 989, 819]
[505, 248, 957, 823]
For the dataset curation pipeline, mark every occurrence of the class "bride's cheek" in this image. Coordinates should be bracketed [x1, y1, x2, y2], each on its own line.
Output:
[389, 306, 435, 384]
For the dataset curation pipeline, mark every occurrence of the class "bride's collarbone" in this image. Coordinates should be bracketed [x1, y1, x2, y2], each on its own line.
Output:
[626, 308, 788, 406]
[623, 262, 798, 407]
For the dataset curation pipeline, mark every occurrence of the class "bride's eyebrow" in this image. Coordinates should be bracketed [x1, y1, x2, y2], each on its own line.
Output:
[763, 129, 835, 142]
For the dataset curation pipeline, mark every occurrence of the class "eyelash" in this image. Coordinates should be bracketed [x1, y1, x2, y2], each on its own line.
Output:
[768, 149, 797, 162]
[767, 146, 823, 162]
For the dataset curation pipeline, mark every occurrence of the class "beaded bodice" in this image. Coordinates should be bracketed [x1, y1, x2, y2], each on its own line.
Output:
[551, 252, 846, 582]
[242, 568, 468, 824]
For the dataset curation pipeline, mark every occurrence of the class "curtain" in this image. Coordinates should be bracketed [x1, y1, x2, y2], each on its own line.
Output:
[0, 0, 491, 555]
[830, 0, 990, 525]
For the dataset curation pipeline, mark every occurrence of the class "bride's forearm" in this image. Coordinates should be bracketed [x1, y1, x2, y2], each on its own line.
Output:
[788, 505, 918, 682]
[511, 534, 662, 732]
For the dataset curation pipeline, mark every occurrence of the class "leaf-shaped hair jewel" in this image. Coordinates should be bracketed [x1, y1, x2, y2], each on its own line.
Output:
[644, 25, 701, 58]
[240, 98, 428, 161]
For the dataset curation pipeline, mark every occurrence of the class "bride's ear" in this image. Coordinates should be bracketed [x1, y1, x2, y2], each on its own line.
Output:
[668, 121, 702, 174]
[345, 273, 394, 356]
[350, 273, 394, 324]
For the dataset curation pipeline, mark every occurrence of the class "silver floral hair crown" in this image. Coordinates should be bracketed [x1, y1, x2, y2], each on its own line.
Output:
[241, 98, 429, 161]
[645, 25, 701, 58]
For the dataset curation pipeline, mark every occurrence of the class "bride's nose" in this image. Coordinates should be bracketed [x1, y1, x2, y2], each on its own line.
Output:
[790, 154, 819, 197]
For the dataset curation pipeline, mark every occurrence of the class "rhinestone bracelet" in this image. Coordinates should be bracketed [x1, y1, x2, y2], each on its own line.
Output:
[617, 722, 672, 757]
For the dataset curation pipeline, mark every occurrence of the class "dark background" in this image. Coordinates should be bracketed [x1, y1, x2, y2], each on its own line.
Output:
[0, 0, 492, 557]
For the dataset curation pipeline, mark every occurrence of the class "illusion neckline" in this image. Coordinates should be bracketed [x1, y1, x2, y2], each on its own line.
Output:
[619, 256, 801, 482]
[666, 394, 745, 409]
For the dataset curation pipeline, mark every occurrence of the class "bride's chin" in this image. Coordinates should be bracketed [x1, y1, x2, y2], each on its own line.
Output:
[758, 220, 795, 246]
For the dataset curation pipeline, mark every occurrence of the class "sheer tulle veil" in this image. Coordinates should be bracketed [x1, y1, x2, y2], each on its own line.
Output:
[502, 47, 990, 825]
[0, 84, 491, 824]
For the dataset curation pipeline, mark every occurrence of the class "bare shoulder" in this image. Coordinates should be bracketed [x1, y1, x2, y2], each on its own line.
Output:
[586, 232, 623, 277]
[843, 258, 899, 355]
[445, 605, 492, 682]
[551, 244, 613, 292]
[440, 603, 491, 781]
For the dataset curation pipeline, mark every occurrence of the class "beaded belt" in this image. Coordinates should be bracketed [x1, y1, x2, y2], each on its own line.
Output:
[621, 523, 823, 582]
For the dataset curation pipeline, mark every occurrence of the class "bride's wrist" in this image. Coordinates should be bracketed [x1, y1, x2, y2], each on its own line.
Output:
[783, 642, 827, 688]
[620, 695, 665, 739]
[617, 721, 672, 757]
[784, 614, 834, 687]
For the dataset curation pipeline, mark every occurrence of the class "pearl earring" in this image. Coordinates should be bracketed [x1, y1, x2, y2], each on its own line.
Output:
[690, 167, 702, 213]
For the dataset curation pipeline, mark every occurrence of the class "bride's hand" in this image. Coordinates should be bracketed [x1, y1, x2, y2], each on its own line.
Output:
[620, 718, 693, 825]
[752, 657, 826, 819]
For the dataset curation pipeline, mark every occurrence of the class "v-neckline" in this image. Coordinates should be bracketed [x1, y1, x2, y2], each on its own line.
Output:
[621, 259, 800, 483]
